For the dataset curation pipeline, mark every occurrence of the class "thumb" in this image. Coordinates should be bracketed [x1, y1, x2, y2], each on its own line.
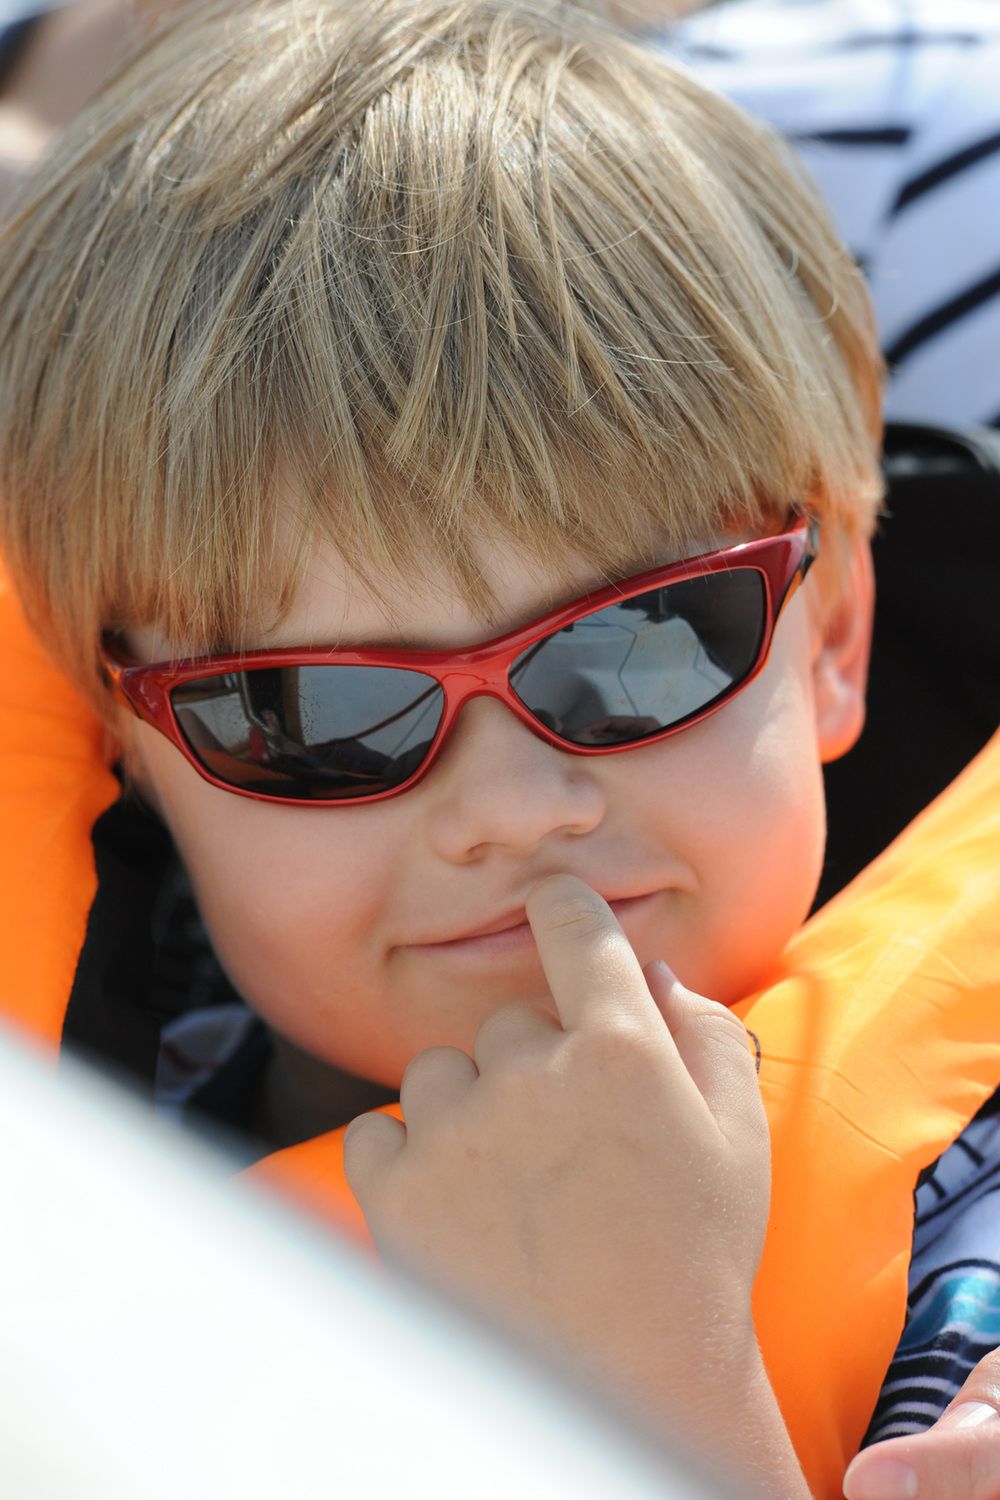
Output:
[844, 1353, 1000, 1500]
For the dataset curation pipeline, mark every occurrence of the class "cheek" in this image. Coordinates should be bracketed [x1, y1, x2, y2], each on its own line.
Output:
[612, 633, 826, 1001]
[183, 810, 413, 1072]
[132, 727, 407, 1067]
[701, 720, 825, 997]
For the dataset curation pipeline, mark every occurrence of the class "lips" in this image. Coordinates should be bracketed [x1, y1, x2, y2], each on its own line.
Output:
[435, 907, 531, 944]
[408, 890, 663, 951]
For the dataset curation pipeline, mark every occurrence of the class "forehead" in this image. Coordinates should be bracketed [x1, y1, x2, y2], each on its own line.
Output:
[128, 524, 735, 662]
[268, 535, 587, 652]
[263, 521, 748, 650]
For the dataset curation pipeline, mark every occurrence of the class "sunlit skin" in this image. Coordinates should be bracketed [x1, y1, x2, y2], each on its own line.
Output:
[120, 527, 872, 1119]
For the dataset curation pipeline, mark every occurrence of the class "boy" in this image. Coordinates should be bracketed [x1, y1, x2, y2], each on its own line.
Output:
[0, 1, 996, 1495]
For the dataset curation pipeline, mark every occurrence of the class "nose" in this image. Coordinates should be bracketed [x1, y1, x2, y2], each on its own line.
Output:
[423, 695, 607, 863]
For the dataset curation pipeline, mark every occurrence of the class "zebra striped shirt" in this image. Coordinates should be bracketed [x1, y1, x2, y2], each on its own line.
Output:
[657, 0, 1000, 426]
[862, 1092, 1000, 1443]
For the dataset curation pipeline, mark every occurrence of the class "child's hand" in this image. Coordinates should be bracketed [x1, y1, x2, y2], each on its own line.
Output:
[345, 876, 808, 1494]
[843, 1351, 1000, 1500]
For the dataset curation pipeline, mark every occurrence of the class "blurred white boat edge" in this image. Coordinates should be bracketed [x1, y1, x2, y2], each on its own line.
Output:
[0, 1023, 727, 1500]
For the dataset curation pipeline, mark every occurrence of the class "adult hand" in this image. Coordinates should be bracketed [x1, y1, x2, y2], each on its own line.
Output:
[345, 875, 809, 1497]
[844, 1350, 1000, 1500]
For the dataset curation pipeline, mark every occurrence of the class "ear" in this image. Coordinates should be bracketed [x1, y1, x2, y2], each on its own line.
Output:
[810, 538, 875, 764]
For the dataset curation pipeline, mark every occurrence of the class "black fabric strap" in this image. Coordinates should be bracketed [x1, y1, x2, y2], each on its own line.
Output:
[63, 791, 179, 1093]
[818, 422, 1000, 905]
[61, 786, 265, 1148]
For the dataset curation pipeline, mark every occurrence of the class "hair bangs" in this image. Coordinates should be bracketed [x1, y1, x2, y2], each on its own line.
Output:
[0, 0, 883, 713]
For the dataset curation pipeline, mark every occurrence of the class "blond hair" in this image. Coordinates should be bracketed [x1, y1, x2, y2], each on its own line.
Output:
[0, 0, 882, 712]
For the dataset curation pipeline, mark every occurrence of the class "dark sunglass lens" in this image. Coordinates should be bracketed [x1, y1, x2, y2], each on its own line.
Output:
[170, 666, 444, 799]
[509, 570, 765, 746]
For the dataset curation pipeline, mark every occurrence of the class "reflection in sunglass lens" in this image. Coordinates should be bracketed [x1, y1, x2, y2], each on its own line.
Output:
[171, 665, 444, 799]
[509, 570, 765, 745]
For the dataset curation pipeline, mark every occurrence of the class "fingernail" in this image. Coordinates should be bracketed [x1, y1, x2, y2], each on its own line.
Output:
[646, 959, 673, 982]
[937, 1399, 999, 1430]
[842, 1455, 917, 1500]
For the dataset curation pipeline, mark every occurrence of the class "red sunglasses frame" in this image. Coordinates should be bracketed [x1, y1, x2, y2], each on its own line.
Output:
[101, 517, 818, 807]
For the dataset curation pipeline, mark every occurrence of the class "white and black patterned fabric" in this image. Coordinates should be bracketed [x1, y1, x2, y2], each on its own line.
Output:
[658, 0, 1000, 427]
[863, 1091, 1000, 1443]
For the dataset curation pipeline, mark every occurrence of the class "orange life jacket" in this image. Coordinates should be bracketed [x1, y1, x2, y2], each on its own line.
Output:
[2, 571, 999, 1498]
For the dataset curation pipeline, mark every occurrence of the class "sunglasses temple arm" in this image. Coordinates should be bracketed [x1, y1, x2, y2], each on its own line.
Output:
[774, 520, 820, 622]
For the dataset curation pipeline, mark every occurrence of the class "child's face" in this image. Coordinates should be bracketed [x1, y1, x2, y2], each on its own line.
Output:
[122, 526, 872, 1089]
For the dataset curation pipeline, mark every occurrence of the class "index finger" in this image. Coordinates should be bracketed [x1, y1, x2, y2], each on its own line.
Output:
[525, 874, 663, 1032]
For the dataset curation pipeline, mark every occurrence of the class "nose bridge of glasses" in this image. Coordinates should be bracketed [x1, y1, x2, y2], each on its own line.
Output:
[431, 648, 557, 752]
[431, 684, 560, 782]
[438, 653, 516, 714]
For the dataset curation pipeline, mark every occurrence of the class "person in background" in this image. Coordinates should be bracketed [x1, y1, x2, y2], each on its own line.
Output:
[0, 0, 135, 211]
[658, 0, 1000, 430]
[644, 0, 1000, 935]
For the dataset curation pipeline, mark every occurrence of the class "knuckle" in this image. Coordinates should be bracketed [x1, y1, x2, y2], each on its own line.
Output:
[966, 1348, 1000, 1401]
[475, 1000, 531, 1046]
[342, 1110, 398, 1186]
[402, 1044, 462, 1087]
[477, 1012, 556, 1087]
[712, 1001, 755, 1045]
[341, 1115, 366, 1156]
[582, 1014, 654, 1069]
[343, 1109, 385, 1148]
[686, 997, 753, 1050]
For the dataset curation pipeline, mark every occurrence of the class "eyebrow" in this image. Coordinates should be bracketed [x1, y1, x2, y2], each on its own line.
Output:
[256, 573, 619, 655]
[234, 534, 731, 656]
[259, 628, 454, 653]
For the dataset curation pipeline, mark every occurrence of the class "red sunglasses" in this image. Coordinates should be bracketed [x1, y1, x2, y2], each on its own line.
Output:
[101, 517, 817, 807]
